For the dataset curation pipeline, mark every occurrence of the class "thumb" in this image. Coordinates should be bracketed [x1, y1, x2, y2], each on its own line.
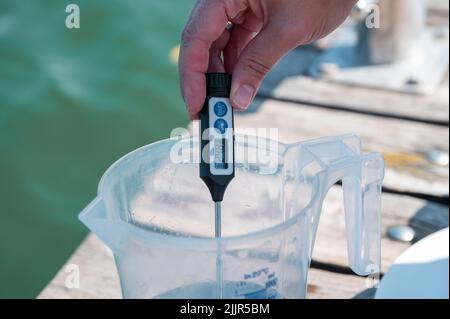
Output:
[230, 26, 290, 110]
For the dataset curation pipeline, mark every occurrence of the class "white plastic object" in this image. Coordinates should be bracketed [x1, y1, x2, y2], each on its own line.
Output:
[376, 228, 449, 299]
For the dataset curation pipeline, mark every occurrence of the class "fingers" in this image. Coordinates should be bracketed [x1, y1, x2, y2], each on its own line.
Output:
[230, 26, 293, 110]
[223, 11, 263, 72]
[179, 0, 230, 118]
[208, 29, 230, 73]
[179, 0, 255, 119]
[179, 37, 208, 119]
[180, 0, 357, 117]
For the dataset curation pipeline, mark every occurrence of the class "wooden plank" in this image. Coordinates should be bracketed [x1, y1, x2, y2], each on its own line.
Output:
[259, 71, 449, 124]
[38, 233, 373, 299]
[307, 268, 372, 299]
[314, 187, 449, 272]
[428, 0, 449, 15]
[38, 234, 121, 299]
[236, 99, 449, 196]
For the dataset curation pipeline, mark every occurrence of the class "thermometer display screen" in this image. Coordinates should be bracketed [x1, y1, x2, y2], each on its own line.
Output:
[214, 138, 228, 169]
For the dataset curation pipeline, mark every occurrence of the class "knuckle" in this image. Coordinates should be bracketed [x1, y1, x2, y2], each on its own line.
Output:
[244, 55, 271, 78]
[222, 0, 245, 17]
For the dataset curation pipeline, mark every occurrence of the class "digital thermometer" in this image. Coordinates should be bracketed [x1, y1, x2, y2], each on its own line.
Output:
[199, 73, 235, 238]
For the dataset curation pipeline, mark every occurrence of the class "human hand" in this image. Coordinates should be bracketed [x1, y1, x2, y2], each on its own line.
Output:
[179, 0, 357, 119]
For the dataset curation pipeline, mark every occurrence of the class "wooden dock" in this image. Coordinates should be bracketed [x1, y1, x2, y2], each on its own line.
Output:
[38, 94, 449, 299]
[39, 1, 449, 299]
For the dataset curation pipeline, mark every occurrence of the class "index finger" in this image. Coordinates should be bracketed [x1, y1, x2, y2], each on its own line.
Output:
[178, 0, 244, 118]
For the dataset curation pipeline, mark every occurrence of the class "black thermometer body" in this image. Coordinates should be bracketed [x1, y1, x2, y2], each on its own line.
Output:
[199, 73, 235, 202]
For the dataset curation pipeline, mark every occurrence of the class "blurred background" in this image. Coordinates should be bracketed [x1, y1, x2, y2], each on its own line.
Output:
[1, 0, 448, 299]
[0, 0, 194, 298]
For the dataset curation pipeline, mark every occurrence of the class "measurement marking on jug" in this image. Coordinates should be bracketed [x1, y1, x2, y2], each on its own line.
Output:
[234, 267, 279, 299]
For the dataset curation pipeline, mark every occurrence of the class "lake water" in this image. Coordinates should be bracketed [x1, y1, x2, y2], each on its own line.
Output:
[0, 0, 195, 297]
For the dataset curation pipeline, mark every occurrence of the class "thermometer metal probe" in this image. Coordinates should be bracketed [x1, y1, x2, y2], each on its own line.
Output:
[199, 73, 235, 238]
[214, 202, 221, 238]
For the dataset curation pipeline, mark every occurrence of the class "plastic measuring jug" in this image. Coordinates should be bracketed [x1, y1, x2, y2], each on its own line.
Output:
[79, 134, 384, 299]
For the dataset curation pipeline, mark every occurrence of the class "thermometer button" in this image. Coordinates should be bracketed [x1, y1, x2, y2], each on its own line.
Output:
[214, 101, 228, 117]
[214, 119, 228, 134]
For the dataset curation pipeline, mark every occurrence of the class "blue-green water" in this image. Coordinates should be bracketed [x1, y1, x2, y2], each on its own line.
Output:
[0, 0, 195, 298]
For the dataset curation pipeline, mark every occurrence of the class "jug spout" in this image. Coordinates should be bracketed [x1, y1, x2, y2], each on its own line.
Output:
[79, 197, 121, 252]
[302, 134, 384, 277]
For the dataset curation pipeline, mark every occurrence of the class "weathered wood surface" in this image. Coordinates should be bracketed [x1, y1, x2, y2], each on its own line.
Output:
[307, 268, 372, 299]
[40, 80, 449, 299]
[237, 100, 449, 197]
[40, 0, 449, 299]
[254, 1, 450, 198]
[38, 188, 448, 299]
[315, 186, 449, 272]
[428, 0, 450, 15]
[40, 94, 449, 299]
[38, 233, 370, 299]
[259, 72, 449, 124]
[259, 0, 449, 125]
[38, 234, 120, 299]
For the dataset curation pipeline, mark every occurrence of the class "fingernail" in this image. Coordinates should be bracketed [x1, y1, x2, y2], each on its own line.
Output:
[232, 85, 254, 109]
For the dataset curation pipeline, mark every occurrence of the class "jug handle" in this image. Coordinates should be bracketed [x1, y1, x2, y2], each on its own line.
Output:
[341, 153, 384, 276]
[305, 135, 384, 277]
